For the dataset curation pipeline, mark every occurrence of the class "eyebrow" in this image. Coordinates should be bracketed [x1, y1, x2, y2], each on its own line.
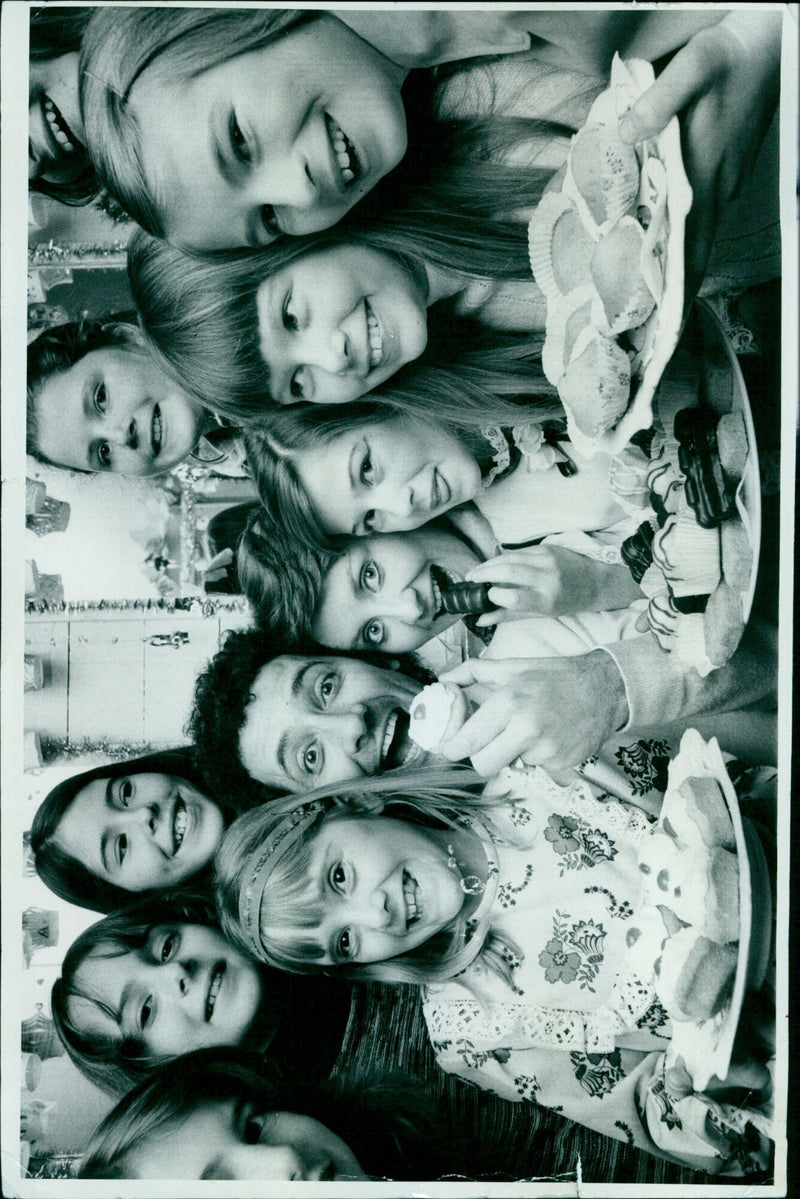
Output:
[275, 661, 320, 778]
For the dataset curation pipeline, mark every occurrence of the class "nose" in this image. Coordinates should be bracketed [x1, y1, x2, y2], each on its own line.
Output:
[217, 1144, 309, 1182]
[105, 412, 138, 449]
[348, 885, 391, 931]
[379, 479, 421, 529]
[301, 324, 350, 374]
[132, 803, 172, 855]
[327, 704, 369, 756]
[251, 156, 317, 211]
[387, 586, 425, 623]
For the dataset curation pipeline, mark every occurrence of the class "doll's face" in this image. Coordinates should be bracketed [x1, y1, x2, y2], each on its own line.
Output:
[313, 528, 480, 652]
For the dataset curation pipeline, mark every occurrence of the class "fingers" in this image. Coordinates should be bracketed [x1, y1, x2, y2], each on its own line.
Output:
[618, 35, 723, 144]
[437, 701, 511, 765]
[439, 657, 526, 687]
[470, 724, 536, 778]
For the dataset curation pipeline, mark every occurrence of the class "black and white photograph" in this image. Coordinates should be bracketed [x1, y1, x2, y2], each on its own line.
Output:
[1, 3, 795, 1195]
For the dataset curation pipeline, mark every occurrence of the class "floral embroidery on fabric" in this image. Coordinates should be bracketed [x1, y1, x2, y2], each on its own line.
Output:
[455, 1038, 501, 1070]
[570, 1050, 625, 1098]
[507, 803, 533, 827]
[514, 1074, 541, 1103]
[539, 912, 607, 992]
[583, 885, 633, 919]
[614, 738, 672, 795]
[614, 1120, 635, 1146]
[649, 1074, 684, 1130]
[706, 1109, 770, 1175]
[544, 811, 617, 873]
[498, 864, 534, 908]
[636, 998, 670, 1036]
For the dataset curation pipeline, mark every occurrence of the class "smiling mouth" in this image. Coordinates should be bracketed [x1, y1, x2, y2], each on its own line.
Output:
[430, 564, 457, 618]
[205, 961, 225, 1021]
[430, 468, 450, 512]
[365, 299, 383, 369]
[380, 708, 420, 770]
[172, 797, 187, 856]
[151, 404, 163, 457]
[43, 94, 80, 154]
[403, 869, 422, 929]
[326, 114, 359, 188]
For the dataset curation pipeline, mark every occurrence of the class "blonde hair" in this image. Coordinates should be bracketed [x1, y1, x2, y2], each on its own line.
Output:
[215, 769, 523, 988]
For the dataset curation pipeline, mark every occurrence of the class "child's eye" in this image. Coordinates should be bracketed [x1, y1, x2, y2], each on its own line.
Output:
[360, 560, 381, 592]
[117, 834, 128, 866]
[330, 863, 347, 891]
[155, 930, 177, 964]
[336, 928, 354, 960]
[282, 295, 299, 334]
[97, 441, 112, 469]
[289, 370, 306, 400]
[362, 510, 377, 534]
[119, 779, 133, 807]
[301, 742, 322, 774]
[261, 205, 280, 238]
[360, 451, 375, 486]
[94, 382, 108, 413]
[241, 1108, 266, 1145]
[363, 618, 385, 647]
[139, 995, 154, 1030]
[230, 113, 250, 163]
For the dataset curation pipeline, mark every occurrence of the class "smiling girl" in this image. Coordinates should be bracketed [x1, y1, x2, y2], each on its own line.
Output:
[29, 8, 96, 204]
[245, 403, 646, 567]
[215, 776, 774, 1174]
[29, 750, 242, 912]
[51, 890, 352, 1097]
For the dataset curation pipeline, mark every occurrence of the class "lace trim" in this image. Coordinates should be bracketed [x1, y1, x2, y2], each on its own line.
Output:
[424, 967, 655, 1055]
[496, 765, 651, 843]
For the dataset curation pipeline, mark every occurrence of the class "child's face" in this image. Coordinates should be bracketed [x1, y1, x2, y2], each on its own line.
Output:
[256, 243, 428, 406]
[70, 924, 264, 1057]
[237, 655, 425, 792]
[313, 528, 480, 653]
[132, 17, 408, 252]
[29, 52, 84, 186]
[119, 1099, 365, 1181]
[33, 347, 204, 476]
[262, 811, 466, 966]
[53, 773, 224, 893]
[294, 417, 482, 536]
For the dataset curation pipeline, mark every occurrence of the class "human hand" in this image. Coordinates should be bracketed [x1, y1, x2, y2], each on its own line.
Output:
[617, 10, 782, 303]
[437, 652, 629, 778]
[465, 547, 595, 626]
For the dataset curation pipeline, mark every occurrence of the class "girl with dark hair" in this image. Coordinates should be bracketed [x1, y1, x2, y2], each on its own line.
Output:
[29, 749, 255, 913]
[51, 890, 352, 1097]
[29, 7, 96, 205]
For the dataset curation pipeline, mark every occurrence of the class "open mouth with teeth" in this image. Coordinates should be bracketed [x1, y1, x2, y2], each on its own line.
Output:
[402, 869, 422, 929]
[43, 94, 81, 154]
[172, 797, 187, 856]
[365, 299, 383, 369]
[380, 708, 421, 770]
[326, 114, 359, 187]
[205, 961, 225, 1021]
[151, 404, 163, 458]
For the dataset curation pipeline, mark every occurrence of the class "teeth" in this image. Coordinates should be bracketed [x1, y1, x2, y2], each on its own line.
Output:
[173, 802, 187, 853]
[206, 963, 224, 1020]
[328, 115, 357, 186]
[152, 407, 162, 454]
[365, 302, 383, 369]
[403, 872, 421, 927]
[381, 712, 398, 762]
[43, 97, 76, 153]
